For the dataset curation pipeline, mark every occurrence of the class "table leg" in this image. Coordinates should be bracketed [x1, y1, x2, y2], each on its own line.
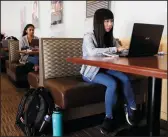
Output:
[115, 77, 163, 136]
[147, 77, 162, 136]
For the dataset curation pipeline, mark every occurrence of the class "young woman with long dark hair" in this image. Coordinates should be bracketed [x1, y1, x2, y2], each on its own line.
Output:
[80, 8, 137, 134]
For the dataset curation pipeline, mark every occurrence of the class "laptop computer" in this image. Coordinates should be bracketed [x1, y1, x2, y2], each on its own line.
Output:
[31, 39, 39, 47]
[118, 23, 164, 57]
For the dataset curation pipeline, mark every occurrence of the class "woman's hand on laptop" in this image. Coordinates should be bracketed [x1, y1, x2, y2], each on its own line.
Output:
[117, 47, 126, 52]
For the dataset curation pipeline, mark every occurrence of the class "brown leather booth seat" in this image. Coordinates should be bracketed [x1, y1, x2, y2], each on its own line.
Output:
[6, 61, 28, 86]
[5, 40, 30, 87]
[44, 77, 106, 109]
[28, 72, 39, 88]
[9, 62, 24, 73]
[44, 75, 147, 110]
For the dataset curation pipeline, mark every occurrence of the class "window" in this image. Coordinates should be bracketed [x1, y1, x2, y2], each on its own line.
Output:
[86, 1, 111, 18]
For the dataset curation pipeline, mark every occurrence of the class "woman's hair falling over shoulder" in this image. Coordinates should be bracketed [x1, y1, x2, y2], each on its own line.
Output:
[93, 8, 114, 48]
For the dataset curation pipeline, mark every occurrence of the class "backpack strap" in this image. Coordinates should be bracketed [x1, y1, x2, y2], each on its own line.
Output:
[15, 89, 34, 125]
[37, 87, 55, 115]
[24, 89, 40, 136]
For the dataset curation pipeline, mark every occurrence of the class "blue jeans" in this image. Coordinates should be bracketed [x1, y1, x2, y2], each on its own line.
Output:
[27, 56, 39, 65]
[83, 69, 136, 118]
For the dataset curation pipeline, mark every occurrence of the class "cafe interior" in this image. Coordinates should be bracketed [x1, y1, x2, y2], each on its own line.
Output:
[1, 1, 167, 136]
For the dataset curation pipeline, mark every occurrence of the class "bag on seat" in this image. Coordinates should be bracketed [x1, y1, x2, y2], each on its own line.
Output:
[15, 87, 55, 136]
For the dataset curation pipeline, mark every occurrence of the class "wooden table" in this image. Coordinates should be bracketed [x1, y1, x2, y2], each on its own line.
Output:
[16, 50, 39, 55]
[67, 55, 167, 136]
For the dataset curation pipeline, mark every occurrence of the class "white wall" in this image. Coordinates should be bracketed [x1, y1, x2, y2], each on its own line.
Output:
[1, 1, 24, 38]
[1, 1, 167, 39]
[113, 1, 167, 38]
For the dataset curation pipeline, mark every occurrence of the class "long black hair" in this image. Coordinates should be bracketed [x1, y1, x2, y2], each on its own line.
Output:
[22, 24, 35, 36]
[93, 8, 114, 48]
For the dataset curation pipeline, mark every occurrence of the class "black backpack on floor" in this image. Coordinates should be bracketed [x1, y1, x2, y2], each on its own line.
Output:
[15, 87, 55, 136]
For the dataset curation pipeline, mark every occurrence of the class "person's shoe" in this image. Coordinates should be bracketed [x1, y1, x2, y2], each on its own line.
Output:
[124, 104, 137, 126]
[100, 117, 117, 134]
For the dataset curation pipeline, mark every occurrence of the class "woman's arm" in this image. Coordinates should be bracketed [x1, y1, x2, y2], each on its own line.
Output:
[83, 34, 117, 56]
[113, 37, 121, 48]
[19, 37, 29, 50]
[113, 37, 127, 52]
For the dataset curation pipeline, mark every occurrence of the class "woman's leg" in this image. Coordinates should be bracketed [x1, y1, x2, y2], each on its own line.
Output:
[106, 69, 137, 126]
[27, 56, 39, 71]
[83, 72, 118, 133]
[83, 73, 117, 119]
[106, 70, 136, 108]
[27, 56, 39, 65]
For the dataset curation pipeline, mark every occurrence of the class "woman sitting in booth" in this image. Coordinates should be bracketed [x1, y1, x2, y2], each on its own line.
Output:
[19, 24, 39, 71]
